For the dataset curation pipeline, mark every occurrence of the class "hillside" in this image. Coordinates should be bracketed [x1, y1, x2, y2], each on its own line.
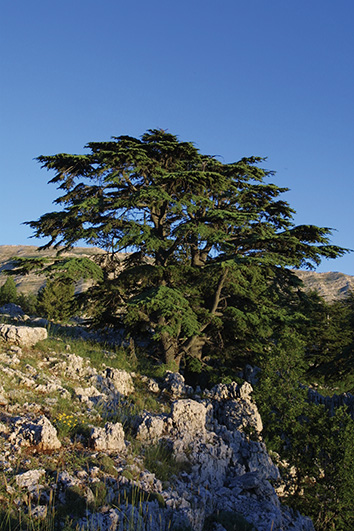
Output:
[0, 245, 105, 295]
[294, 269, 354, 301]
[0, 245, 353, 302]
[0, 315, 314, 530]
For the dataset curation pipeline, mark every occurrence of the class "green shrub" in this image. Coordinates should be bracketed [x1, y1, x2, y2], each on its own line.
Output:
[37, 278, 77, 322]
[0, 277, 17, 305]
[16, 292, 38, 315]
[90, 481, 107, 510]
[61, 485, 87, 518]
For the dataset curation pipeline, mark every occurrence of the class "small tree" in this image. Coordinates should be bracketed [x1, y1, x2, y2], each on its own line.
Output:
[25, 129, 348, 367]
[37, 278, 76, 322]
[0, 276, 18, 305]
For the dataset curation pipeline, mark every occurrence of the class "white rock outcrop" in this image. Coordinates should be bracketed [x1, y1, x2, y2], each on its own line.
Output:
[136, 412, 166, 442]
[170, 398, 207, 437]
[0, 324, 47, 347]
[162, 371, 193, 398]
[0, 383, 8, 405]
[133, 376, 312, 531]
[90, 422, 125, 452]
[15, 469, 45, 490]
[10, 416, 61, 450]
[104, 368, 134, 396]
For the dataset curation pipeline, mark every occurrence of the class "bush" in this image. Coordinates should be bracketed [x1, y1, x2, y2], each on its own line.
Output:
[16, 292, 38, 315]
[0, 277, 17, 305]
[37, 278, 77, 322]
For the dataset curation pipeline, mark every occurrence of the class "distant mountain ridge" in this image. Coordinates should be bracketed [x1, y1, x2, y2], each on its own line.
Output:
[295, 269, 354, 302]
[0, 245, 353, 302]
[0, 245, 103, 295]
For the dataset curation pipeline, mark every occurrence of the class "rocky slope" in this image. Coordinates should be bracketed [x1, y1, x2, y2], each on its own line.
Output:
[0, 307, 313, 530]
[0, 245, 106, 295]
[295, 269, 354, 302]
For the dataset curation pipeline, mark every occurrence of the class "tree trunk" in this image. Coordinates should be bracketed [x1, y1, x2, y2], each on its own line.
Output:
[161, 332, 182, 370]
[183, 335, 206, 360]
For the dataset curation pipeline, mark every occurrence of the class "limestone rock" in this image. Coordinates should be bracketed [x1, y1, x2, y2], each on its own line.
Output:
[0, 384, 8, 405]
[140, 375, 160, 393]
[30, 506, 48, 519]
[170, 399, 207, 437]
[15, 469, 45, 490]
[34, 382, 71, 398]
[220, 399, 263, 434]
[204, 381, 241, 401]
[10, 416, 61, 450]
[57, 470, 80, 487]
[104, 368, 134, 396]
[136, 413, 166, 441]
[239, 381, 254, 400]
[75, 385, 103, 404]
[57, 353, 94, 379]
[206, 381, 263, 435]
[188, 433, 233, 488]
[162, 371, 193, 398]
[90, 422, 125, 452]
[0, 324, 47, 347]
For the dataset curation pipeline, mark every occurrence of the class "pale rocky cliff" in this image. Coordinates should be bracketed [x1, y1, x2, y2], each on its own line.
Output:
[294, 269, 354, 302]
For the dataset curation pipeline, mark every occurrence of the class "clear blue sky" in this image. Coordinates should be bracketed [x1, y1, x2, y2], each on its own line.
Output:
[1, 0, 353, 273]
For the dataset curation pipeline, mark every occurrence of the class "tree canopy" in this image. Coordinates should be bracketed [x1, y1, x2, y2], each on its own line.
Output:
[25, 129, 348, 367]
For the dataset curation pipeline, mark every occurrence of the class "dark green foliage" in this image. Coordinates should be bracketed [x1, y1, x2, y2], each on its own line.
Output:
[0, 276, 17, 305]
[60, 485, 87, 518]
[16, 292, 38, 315]
[303, 291, 354, 387]
[23, 129, 347, 367]
[203, 510, 256, 530]
[37, 278, 76, 322]
[256, 334, 354, 531]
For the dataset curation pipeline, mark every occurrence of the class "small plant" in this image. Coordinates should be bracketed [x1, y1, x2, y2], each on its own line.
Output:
[90, 481, 108, 510]
[143, 441, 191, 482]
[0, 276, 18, 305]
[53, 413, 79, 438]
[98, 455, 117, 475]
[59, 485, 87, 518]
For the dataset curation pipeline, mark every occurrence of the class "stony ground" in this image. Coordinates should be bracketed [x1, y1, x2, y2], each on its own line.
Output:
[0, 317, 314, 531]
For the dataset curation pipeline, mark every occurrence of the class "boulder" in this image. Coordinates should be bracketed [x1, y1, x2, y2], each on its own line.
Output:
[207, 381, 263, 434]
[10, 416, 61, 451]
[15, 469, 45, 491]
[75, 385, 103, 404]
[105, 368, 134, 396]
[170, 399, 207, 437]
[162, 371, 193, 398]
[0, 324, 47, 347]
[90, 422, 125, 452]
[220, 399, 263, 434]
[136, 412, 166, 441]
[0, 384, 8, 405]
